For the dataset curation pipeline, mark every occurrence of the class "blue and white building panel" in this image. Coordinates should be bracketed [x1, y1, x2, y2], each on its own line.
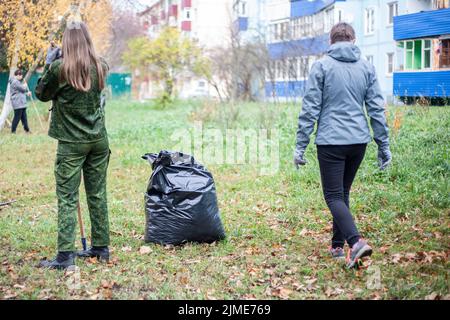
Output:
[393, 7, 450, 98]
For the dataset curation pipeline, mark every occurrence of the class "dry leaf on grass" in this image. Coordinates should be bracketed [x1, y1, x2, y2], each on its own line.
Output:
[425, 292, 439, 300]
[270, 287, 292, 299]
[121, 246, 132, 252]
[139, 246, 152, 255]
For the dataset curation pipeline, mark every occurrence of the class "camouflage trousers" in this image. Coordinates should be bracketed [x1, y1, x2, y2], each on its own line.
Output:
[55, 137, 110, 252]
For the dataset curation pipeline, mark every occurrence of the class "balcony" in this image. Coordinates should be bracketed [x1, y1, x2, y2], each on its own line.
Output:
[394, 8, 450, 40]
[169, 4, 178, 17]
[268, 33, 329, 59]
[291, 0, 335, 18]
[181, 21, 191, 32]
[393, 70, 450, 97]
[182, 0, 192, 9]
[234, 17, 248, 32]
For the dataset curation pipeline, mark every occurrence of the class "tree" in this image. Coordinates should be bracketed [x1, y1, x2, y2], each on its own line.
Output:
[123, 27, 210, 106]
[106, 8, 145, 72]
[0, 0, 112, 130]
[204, 11, 270, 103]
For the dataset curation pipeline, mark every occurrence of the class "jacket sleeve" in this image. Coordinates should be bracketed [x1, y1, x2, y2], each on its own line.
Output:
[364, 65, 389, 147]
[35, 63, 60, 102]
[296, 61, 324, 151]
[12, 79, 28, 94]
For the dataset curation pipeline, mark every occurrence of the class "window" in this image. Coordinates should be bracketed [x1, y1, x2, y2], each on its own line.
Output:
[365, 8, 375, 35]
[184, 9, 191, 20]
[423, 40, 431, 69]
[337, 9, 343, 23]
[280, 22, 286, 40]
[396, 41, 405, 71]
[440, 39, 450, 68]
[402, 39, 434, 70]
[304, 15, 313, 37]
[299, 57, 310, 79]
[313, 11, 324, 34]
[288, 58, 297, 79]
[387, 52, 394, 74]
[282, 60, 287, 79]
[387, 2, 398, 25]
[405, 41, 414, 69]
[292, 19, 300, 39]
[267, 61, 276, 80]
[433, 0, 449, 9]
[276, 61, 282, 79]
[324, 8, 334, 32]
[366, 55, 374, 64]
[239, 1, 247, 16]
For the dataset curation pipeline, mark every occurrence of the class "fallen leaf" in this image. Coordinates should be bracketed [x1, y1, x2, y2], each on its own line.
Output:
[271, 287, 292, 299]
[121, 246, 132, 252]
[139, 246, 152, 255]
[425, 292, 439, 300]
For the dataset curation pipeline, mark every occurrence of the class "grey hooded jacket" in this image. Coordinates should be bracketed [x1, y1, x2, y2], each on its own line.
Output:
[9, 78, 28, 110]
[296, 41, 389, 151]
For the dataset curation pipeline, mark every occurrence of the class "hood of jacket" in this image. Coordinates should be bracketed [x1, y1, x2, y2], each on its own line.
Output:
[327, 42, 361, 62]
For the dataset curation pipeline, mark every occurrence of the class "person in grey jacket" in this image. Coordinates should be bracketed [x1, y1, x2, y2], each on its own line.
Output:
[294, 23, 392, 268]
[9, 69, 32, 133]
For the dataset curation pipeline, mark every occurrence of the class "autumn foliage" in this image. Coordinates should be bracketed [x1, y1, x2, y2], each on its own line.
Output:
[0, 0, 112, 69]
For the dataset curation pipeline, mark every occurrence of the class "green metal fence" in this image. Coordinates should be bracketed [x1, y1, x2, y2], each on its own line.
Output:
[0, 72, 132, 100]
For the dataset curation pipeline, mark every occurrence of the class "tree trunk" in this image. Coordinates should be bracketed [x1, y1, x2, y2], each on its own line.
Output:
[165, 78, 174, 98]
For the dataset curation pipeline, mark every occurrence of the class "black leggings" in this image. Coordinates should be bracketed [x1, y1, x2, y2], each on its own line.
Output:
[317, 144, 367, 249]
[11, 108, 29, 133]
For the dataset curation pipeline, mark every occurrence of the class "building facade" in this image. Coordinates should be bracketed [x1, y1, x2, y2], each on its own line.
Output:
[232, 0, 269, 41]
[138, 0, 232, 100]
[351, 0, 435, 103]
[135, 0, 449, 102]
[264, 0, 446, 102]
[265, 0, 333, 100]
[393, 1, 450, 101]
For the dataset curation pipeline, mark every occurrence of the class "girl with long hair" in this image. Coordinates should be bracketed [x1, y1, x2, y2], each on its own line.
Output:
[36, 21, 110, 270]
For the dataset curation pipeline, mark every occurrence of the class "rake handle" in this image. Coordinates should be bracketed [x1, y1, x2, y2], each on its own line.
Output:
[77, 200, 87, 251]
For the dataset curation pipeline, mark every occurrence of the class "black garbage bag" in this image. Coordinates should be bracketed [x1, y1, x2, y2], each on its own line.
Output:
[142, 150, 225, 245]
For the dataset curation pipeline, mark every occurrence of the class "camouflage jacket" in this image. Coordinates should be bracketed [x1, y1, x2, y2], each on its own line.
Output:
[35, 58, 109, 143]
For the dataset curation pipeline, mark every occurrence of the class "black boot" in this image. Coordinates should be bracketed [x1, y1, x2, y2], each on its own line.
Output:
[77, 246, 109, 262]
[39, 252, 75, 270]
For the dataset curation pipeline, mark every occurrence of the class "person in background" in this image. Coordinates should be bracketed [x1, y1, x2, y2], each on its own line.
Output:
[9, 69, 32, 134]
[35, 21, 110, 270]
[294, 22, 392, 269]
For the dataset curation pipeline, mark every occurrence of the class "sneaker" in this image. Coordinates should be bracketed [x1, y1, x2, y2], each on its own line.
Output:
[329, 247, 345, 259]
[346, 239, 372, 269]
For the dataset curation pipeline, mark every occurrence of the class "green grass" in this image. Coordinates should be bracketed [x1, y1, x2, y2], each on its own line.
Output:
[0, 99, 449, 300]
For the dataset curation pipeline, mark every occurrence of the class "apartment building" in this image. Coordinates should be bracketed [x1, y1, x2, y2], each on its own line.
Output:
[349, 0, 434, 102]
[138, 0, 232, 99]
[232, 0, 269, 42]
[265, 0, 334, 100]
[264, 0, 441, 102]
[140, 0, 232, 47]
